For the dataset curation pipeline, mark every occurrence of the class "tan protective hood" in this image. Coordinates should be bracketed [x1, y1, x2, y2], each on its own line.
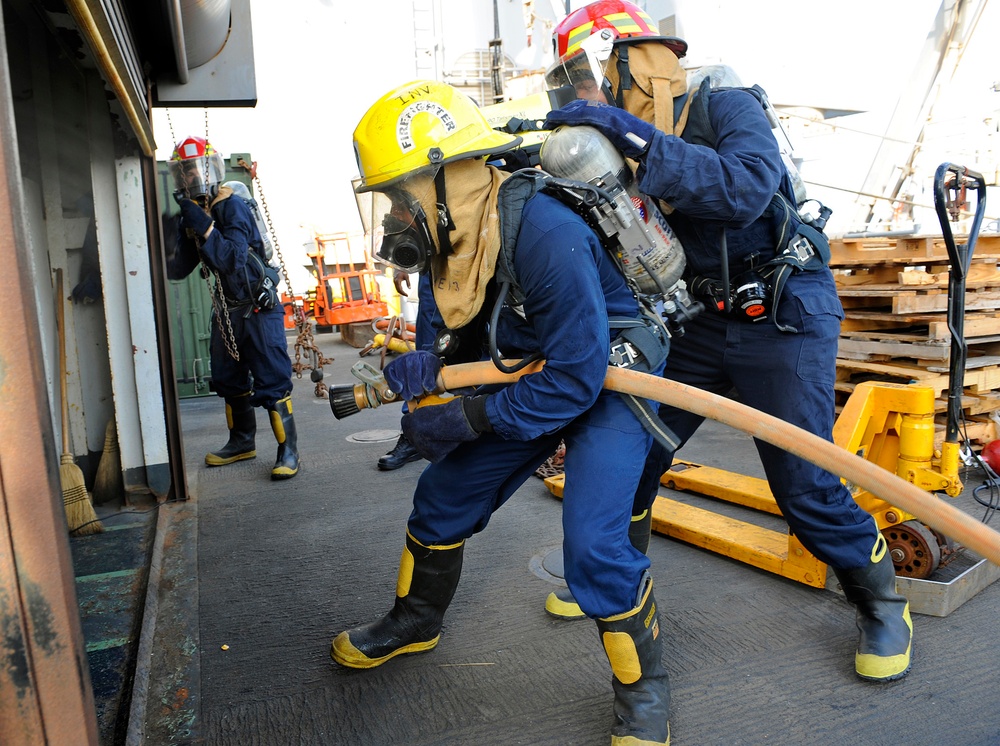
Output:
[420, 158, 509, 329]
[606, 42, 691, 137]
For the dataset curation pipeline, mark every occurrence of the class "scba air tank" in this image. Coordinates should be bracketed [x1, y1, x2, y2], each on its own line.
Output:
[539, 125, 686, 297]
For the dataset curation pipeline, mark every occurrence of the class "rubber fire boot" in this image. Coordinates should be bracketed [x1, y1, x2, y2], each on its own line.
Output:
[268, 395, 299, 480]
[378, 433, 423, 471]
[332, 532, 464, 668]
[833, 533, 913, 682]
[205, 394, 256, 466]
[596, 574, 671, 746]
[546, 509, 653, 620]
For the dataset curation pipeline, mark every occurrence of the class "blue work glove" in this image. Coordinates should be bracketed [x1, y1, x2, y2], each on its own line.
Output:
[179, 198, 213, 236]
[544, 99, 656, 160]
[384, 350, 442, 401]
[401, 395, 491, 463]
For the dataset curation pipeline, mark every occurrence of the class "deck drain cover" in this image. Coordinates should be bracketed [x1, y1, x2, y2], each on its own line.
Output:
[529, 545, 566, 584]
[347, 429, 400, 444]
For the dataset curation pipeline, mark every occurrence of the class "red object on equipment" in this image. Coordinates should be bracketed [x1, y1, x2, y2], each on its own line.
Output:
[981, 440, 1000, 472]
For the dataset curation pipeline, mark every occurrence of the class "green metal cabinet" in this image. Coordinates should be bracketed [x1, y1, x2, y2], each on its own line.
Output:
[156, 153, 254, 398]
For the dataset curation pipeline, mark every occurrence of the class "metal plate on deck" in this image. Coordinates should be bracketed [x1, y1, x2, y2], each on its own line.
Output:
[827, 549, 1000, 617]
[896, 552, 1000, 617]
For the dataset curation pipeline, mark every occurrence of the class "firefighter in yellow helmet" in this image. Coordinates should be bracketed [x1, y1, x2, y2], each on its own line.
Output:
[331, 79, 672, 746]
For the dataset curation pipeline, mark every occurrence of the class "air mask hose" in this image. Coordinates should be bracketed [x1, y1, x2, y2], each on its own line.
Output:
[425, 360, 1000, 568]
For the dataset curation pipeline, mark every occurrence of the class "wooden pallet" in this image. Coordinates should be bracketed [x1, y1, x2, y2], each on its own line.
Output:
[829, 233, 1000, 267]
[833, 357, 1000, 446]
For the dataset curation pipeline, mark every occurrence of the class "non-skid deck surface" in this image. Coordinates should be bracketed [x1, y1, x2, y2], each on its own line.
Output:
[144, 334, 1000, 745]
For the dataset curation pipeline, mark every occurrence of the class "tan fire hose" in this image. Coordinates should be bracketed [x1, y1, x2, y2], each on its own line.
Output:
[427, 360, 1000, 567]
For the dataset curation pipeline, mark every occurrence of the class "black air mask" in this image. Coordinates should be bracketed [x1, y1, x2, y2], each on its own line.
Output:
[377, 207, 435, 273]
[376, 166, 454, 274]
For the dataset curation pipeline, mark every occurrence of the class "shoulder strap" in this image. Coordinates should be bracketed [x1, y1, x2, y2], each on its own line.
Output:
[680, 77, 716, 148]
[495, 168, 553, 306]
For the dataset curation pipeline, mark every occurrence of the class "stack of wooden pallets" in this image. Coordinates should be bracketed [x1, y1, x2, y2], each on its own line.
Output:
[831, 232, 1000, 447]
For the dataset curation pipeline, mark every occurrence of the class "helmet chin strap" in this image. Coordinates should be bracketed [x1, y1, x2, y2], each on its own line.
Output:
[614, 44, 632, 108]
[434, 165, 455, 257]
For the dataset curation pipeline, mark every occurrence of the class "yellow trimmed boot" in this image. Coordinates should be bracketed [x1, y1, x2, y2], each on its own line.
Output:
[833, 533, 913, 682]
[268, 395, 299, 480]
[332, 532, 464, 669]
[205, 394, 256, 466]
[596, 574, 670, 746]
[546, 509, 653, 621]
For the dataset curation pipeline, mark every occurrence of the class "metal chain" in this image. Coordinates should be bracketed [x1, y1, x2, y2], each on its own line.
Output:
[245, 162, 293, 296]
[206, 267, 241, 361]
[238, 157, 332, 395]
[165, 108, 176, 146]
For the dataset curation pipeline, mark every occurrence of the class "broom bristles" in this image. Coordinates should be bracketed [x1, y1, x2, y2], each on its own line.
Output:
[93, 420, 123, 505]
[60, 453, 103, 535]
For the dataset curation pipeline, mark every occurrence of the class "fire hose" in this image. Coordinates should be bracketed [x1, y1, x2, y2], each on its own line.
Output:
[329, 360, 1000, 567]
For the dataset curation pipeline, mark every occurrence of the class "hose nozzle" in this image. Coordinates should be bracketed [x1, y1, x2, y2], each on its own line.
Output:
[327, 361, 399, 419]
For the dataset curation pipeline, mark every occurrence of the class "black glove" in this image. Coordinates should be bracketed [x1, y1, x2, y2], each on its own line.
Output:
[179, 198, 213, 236]
[384, 350, 441, 401]
[401, 395, 491, 463]
[544, 99, 656, 160]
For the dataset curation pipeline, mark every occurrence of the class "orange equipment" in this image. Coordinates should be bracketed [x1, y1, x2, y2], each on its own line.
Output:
[282, 231, 389, 331]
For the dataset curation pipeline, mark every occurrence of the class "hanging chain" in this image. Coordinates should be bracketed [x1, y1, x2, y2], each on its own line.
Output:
[165, 108, 176, 147]
[238, 157, 332, 395]
[204, 266, 241, 360]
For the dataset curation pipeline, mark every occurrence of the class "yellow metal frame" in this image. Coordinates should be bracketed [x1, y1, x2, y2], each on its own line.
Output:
[544, 382, 963, 588]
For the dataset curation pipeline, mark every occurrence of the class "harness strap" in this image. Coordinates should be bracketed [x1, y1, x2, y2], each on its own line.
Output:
[651, 76, 675, 134]
[621, 392, 680, 452]
[607, 315, 677, 450]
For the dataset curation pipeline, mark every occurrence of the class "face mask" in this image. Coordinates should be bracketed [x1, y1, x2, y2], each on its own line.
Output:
[374, 188, 436, 273]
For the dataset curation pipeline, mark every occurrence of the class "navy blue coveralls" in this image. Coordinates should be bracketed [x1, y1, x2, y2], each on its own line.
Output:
[408, 191, 664, 618]
[169, 194, 293, 409]
[631, 87, 878, 570]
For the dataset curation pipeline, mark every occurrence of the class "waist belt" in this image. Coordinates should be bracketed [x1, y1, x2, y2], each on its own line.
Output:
[688, 226, 830, 332]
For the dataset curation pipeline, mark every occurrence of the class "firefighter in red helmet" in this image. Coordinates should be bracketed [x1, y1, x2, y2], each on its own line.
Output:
[541, 1, 915, 739]
[167, 136, 300, 480]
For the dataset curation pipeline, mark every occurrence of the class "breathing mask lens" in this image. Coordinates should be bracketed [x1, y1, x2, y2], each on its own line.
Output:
[371, 188, 435, 273]
[172, 157, 213, 201]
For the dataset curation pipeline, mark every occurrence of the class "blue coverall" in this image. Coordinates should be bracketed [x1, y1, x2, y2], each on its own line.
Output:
[408, 191, 664, 618]
[632, 87, 878, 569]
[414, 270, 442, 352]
[169, 195, 293, 409]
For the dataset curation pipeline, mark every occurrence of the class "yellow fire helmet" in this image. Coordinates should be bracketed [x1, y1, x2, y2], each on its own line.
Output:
[353, 79, 522, 193]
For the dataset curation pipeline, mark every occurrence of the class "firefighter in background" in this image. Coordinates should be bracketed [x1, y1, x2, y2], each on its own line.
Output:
[331, 80, 671, 746]
[167, 136, 300, 480]
[543, 0, 913, 685]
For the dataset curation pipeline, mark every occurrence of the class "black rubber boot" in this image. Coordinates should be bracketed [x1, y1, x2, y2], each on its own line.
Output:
[378, 433, 423, 471]
[268, 395, 299, 480]
[332, 532, 464, 668]
[205, 394, 256, 466]
[596, 574, 671, 746]
[833, 533, 913, 682]
[546, 508, 653, 620]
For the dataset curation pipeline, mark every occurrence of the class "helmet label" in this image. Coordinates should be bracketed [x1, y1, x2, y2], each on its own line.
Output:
[397, 102, 456, 152]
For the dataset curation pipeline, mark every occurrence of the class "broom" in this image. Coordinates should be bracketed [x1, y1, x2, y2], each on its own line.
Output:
[93, 419, 123, 505]
[55, 268, 103, 535]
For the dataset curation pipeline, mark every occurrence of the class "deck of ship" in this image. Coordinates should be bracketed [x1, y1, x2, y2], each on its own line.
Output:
[108, 331, 1000, 745]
